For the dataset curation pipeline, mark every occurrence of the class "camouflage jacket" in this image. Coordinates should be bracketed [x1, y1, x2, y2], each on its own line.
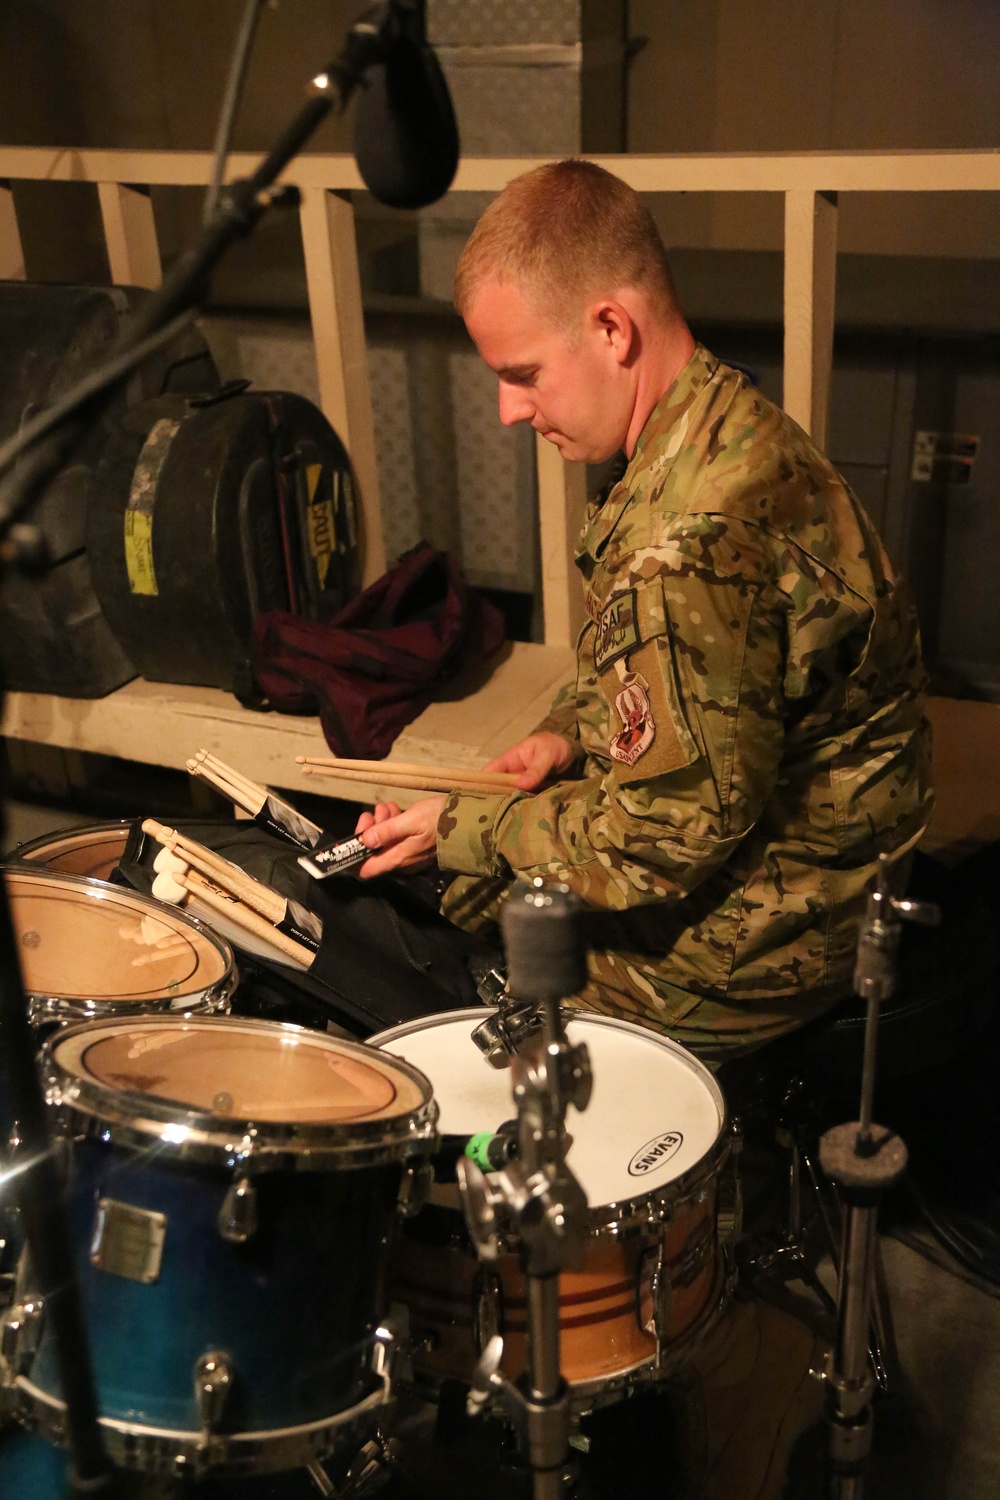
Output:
[437, 346, 934, 1057]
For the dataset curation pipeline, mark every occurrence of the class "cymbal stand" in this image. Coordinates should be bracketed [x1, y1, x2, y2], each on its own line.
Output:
[458, 880, 592, 1500]
[819, 855, 938, 1499]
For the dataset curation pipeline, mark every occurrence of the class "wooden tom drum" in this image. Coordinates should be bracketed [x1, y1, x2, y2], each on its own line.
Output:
[373, 1009, 734, 1409]
[13, 821, 132, 884]
[4, 867, 236, 1028]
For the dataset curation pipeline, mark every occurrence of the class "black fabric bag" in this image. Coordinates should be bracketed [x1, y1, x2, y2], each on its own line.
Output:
[117, 819, 500, 1037]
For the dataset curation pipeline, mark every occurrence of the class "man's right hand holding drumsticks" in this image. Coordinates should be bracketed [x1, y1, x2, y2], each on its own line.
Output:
[353, 732, 577, 879]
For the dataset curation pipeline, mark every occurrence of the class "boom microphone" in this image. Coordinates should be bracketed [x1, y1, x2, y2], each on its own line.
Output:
[351, 0, 460, 210]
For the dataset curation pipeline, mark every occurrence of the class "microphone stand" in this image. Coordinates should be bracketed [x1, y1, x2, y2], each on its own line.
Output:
[819, 855, 939, 1498]
[457, 881, 592, 1500]
[0, 13, 422, 1495]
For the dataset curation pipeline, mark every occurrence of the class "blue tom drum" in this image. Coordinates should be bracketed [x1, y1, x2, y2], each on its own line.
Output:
[1, 1015, 437, 1477]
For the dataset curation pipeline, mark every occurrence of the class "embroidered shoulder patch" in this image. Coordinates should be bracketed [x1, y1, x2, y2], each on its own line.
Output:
[595, 589, 639, 671]
[609, 669, 655, 766]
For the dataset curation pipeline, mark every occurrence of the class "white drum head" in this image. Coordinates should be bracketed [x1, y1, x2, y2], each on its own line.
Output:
[372, 1010, 724, 1210]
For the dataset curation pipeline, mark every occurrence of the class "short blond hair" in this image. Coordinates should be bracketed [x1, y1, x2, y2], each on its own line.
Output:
[454, 159, 680, 328]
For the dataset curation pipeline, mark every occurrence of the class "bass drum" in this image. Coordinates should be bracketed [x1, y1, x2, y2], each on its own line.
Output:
[373, 1009, 736, 1411]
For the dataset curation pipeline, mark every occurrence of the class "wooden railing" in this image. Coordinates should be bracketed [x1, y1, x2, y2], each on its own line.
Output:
[2, 145, 998, 649]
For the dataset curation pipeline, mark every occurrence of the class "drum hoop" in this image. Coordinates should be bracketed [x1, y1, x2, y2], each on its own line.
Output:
[4, 864, 237, 1007]
[568, 1124, 731, 1238]
[27, 988, 234, 1027]
[14, 1370, 390, 1477]
[43, 1015, 439, 1170]
[10, 820, 132, 862]
[371, 1006, 730, 1234]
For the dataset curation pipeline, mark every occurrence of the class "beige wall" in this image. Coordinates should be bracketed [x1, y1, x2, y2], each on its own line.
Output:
[1, 0, 997, 295]
[628, 0, 1000, 258]
[0, 0, 367, 286]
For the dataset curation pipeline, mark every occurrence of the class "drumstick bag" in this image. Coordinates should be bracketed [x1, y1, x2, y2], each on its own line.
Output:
[119, 820, 502, 1036]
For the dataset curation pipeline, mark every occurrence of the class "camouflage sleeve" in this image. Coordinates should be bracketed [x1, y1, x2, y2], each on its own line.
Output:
[534, 677, 581, 743]
[437, 544, 788, 911]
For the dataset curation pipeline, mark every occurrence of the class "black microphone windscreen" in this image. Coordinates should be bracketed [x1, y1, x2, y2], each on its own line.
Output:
[354, 36, 460, 210]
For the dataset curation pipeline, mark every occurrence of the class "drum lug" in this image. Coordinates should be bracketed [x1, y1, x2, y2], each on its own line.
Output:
[217, 1175, 257, 1244]
[396, 1160, 433, 1219]
[638, 1241, 673, 1369]
[472, 1266, 504, 1354]
[0, 1296, 43, 1381]
[193, 1349, 233, 1441]
[371, 1320, 400, 1386]
[717, 1124, 744, 1252]
[466, 1333, 512, 1417]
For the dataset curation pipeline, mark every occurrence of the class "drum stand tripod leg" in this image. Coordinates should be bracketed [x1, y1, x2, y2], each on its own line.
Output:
[818, 855, 937, 1497]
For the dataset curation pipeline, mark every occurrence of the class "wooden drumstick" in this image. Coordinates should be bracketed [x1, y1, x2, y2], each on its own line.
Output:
[200, 752, 264, 802]
[295, 754, 519, 792]
[299, 764, 518, 795]
[131, 941, 192, 967]
[178, 869, 314, 967]
[143, 819, 285, 924]
[188, 750, 270, 813]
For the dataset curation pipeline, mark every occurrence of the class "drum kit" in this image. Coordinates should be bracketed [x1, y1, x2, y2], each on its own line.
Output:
[0, 823, 740, 1498]
[0, 816, 928, 1500]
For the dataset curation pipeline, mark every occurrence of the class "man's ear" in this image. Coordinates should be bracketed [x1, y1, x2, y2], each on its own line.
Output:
[587, 298, 635, 365]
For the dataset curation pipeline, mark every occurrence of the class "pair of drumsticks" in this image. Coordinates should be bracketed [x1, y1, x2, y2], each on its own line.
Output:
[296, 755, 520, 796]
[188, 746, 518, 810]
[144, 819, 315, 968]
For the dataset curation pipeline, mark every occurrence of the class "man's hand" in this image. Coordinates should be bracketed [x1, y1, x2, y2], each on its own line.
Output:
[350, 734, 575, 877]
[354, 796, 446, 878]
[484, 731, 578, 791]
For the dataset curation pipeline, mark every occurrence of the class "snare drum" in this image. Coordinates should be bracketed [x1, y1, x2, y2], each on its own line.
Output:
[373, 1009, 733, 1409]
[5, 867, 236, 1028]
[5, 1016, 437, 1476]
[13, 821, 132, 884]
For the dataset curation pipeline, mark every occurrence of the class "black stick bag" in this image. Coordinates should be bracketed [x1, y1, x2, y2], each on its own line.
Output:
[115, 819, 501, 1038]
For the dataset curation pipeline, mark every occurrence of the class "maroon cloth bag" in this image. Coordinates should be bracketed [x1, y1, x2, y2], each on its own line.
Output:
[251, 543, 506, 758]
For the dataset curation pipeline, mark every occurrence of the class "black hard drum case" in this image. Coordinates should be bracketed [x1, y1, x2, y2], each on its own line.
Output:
[0, 282, 220, 696]
[87, 387, 358, 694]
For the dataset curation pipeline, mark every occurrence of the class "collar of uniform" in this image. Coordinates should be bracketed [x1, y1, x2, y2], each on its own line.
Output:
[623, 343, 719, 491]
[576, 344, 719, 569]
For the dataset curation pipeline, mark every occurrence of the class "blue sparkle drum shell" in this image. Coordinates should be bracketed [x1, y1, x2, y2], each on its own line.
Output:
[2, 857, 238, 1316]
[13, 1016, 437, 1475]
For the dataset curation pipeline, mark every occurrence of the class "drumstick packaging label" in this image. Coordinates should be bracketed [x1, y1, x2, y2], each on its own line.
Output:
[298, 835, 369, 880]
[628, 1131, 683, 1177]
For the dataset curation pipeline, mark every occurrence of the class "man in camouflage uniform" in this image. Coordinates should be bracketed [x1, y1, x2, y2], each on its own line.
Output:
[356, 159, 933, 1066]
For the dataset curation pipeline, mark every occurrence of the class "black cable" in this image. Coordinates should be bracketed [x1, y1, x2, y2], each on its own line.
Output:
[900, 1179, 1000, 1289]
[204, 0, 268, 226]
[887, 1225, 1000, 1302]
